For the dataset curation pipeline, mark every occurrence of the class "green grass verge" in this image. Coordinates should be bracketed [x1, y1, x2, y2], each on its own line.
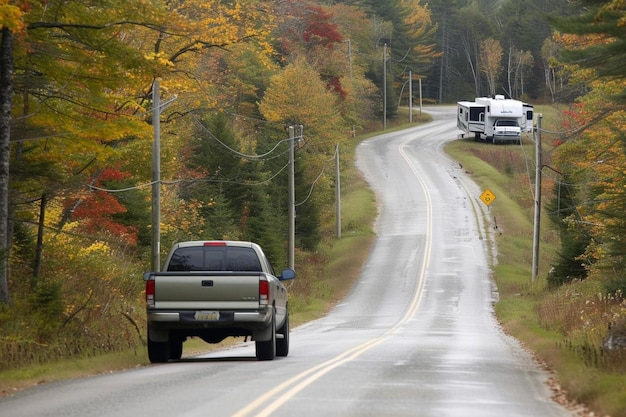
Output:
[0, 349, 150, 397]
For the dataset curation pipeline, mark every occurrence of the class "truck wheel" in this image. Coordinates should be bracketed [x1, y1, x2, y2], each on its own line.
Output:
[169, 337, 183, 360]
[276, 311, 290, 357]
[255, 314, 276, 361]
[148, 337, 170, 363]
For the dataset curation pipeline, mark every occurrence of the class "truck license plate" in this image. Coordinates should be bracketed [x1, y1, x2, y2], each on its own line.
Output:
[195, 311, 219, 321]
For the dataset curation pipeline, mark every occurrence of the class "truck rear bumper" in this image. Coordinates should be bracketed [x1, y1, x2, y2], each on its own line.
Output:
[147, 308, 273, 343]
[148, 312, 180, 322]
[148, 309, 271, 324]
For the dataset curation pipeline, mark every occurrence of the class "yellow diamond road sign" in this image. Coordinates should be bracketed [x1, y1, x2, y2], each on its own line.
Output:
[480, 189, 496, 206]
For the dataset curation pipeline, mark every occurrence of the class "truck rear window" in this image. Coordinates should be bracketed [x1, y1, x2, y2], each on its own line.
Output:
[167, 246, 262, 272]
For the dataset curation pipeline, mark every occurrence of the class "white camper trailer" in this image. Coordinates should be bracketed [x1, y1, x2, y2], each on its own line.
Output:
[457, 95, 534, 144]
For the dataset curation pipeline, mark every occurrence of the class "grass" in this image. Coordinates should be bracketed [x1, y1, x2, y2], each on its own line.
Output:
[0, 349, 149, 397]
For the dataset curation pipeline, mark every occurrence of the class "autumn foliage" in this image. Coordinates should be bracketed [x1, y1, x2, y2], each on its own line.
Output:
[67, 169, 139, 245]
[0, 0, 440, 369]
[548, 0, 626, 293]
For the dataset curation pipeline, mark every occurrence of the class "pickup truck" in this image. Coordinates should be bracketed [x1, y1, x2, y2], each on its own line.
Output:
[492, 119, 522, 144]
[144, 240, 295, 363]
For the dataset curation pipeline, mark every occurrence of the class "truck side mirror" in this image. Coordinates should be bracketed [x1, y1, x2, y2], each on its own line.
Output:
[279, 269, 296, 281]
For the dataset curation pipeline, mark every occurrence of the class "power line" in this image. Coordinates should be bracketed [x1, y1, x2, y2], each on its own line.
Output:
[180, 101, 300, 161]
[88, 162, 290, 193]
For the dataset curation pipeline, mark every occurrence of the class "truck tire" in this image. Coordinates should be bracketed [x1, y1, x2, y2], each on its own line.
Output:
[255, 314, 276, 361]
[169, 337, 183, 360]
[276, 311, 290, 357]
[148, 332, 170, 363]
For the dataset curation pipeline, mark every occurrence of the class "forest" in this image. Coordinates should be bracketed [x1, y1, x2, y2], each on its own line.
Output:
[1, 0, 625, 407]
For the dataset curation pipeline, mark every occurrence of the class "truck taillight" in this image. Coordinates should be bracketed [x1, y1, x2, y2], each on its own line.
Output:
[146, 278, 155, 308]
[259, 280, 269, 305]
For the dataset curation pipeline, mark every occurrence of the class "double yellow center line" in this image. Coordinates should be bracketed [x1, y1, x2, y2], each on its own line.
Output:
[234, 141, 432, 417]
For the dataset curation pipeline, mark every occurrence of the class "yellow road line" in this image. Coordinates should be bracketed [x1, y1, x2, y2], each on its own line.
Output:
[233, 139, 432, 417]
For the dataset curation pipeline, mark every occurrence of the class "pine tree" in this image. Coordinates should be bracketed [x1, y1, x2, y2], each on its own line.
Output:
[546, 175, 591, 286]
[549, 0, 626, 103]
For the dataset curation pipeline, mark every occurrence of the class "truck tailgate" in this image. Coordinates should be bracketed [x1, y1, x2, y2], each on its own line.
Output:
[153, 272, 263, 310]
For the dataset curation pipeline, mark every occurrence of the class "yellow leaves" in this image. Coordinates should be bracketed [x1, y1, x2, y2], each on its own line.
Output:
[160, 195, 207, 238]
[259, 59, 338, 127]
[598, 0, 626, 27]
[0, 0, 25, 32]
[399, 0, 433, 36]
[169, 0, 274, 48]
[480, 38, 503, 70]
[144, 52, 175, 68]
[77, 241, 112, 259]
[479, 38, 503, 95]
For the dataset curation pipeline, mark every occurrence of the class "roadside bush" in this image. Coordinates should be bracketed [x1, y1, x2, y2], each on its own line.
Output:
[538, 282, 626, 372]
[0, 235, 146, 371]
[28, 279, 64, 341]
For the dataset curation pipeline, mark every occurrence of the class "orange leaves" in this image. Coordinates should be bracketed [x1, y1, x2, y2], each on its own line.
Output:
[301, 5, 343, 47]
[70, 190, 124, 220]
[0, 0, 25, 32]
[554, 32, 614, 51]
[69, 189, 139, 245]
[98, 168, 131, 183]
[66, 168, 139, 245]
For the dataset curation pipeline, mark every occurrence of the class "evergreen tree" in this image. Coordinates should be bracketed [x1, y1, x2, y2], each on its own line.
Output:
[181, 112, 288, 266]
[549, 0, 626, 104]
[339, 0, 437, 113]
[546, 176, 591, 287]
[427, 0, 464, 102]
[182, 113, 243, 240]
[294, 153, 321, 251]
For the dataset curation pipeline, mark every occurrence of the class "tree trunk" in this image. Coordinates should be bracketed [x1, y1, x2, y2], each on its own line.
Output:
[33, 193, 47, 284]
[0, 28, 14, 304]
[438, 13, 446, 104]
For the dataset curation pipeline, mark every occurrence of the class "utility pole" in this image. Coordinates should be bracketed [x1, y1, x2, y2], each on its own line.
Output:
[150, 79, 176, 272]
[288, 126, 295, 270]
[347, 39, 353, 79]
[335, 144, 341, 239]
[532, 114, 543, 281]
[409, 70, 413, 124]
[419, 77, 423, 114]
[151, 79, 161, 272]
[383, 43, 387, 130]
